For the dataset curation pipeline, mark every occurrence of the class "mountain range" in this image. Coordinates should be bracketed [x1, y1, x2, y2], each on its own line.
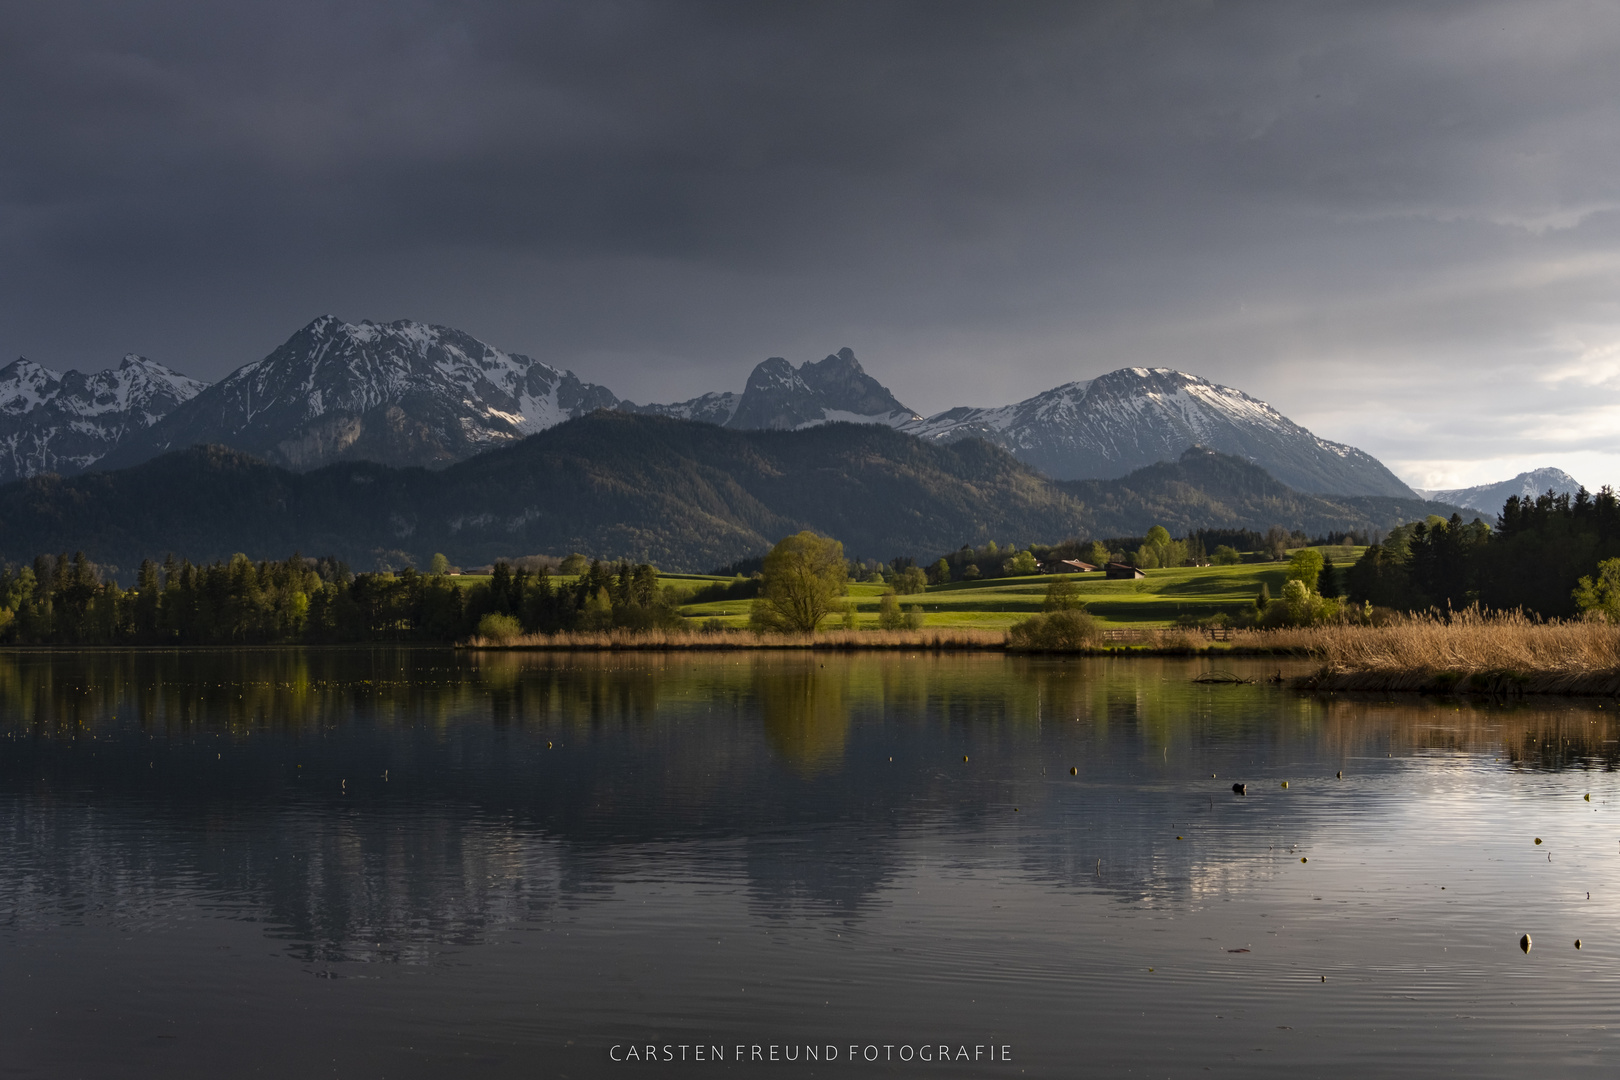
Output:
[3, 316, 1415, 497]
[900, 367, 1414, 496]
[0, 412, 1472, 573]
[95, 316, 623, 473]
[0, 355, 206, 481]
[1415, 468, 1584, 517]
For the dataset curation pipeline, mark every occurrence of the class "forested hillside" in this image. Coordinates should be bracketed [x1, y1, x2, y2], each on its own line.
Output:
[1063, 447, 1472, 538]
[0, 414, 1089, 572]
[0, 415, 1477, 574]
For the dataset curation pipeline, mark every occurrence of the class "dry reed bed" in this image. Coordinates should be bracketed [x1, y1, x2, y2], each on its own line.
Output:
[467, 627, 1010, 651]
[1297, 610, 1620, 694]
[466, 625, 1284, 653]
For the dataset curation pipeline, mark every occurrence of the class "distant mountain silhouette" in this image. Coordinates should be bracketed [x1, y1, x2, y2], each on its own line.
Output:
[1415, 468, 1583, 517]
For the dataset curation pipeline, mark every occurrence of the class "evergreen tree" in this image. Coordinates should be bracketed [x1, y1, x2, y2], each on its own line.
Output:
[1317, 555, 1338, 598]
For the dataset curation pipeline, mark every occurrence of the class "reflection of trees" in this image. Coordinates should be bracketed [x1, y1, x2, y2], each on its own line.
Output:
[1312, 696, 1620, 771]
[6, 649, 1619, 964]
[756, 659, 849, 774]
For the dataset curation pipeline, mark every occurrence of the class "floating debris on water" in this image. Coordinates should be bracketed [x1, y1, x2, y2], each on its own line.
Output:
[1535, 837, 1543, 845]
[1281, 780, 1289, 789]
[1336, 771, 1343, 779]
[1575, 939, 1583, 949]
[1232, 783, 1247, 795]
[1520, 934, 1532, 953]
[1194, 670, 1254, 685]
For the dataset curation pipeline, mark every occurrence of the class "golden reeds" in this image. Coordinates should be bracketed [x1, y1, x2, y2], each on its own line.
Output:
[465, 624, 1265, 653]
[466, 627, 1009, 651]
[1296, 608, 1620, 694]
[464, 611, 1620, 693]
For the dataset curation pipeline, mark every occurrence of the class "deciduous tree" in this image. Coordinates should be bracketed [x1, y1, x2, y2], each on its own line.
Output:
[750, 531, 849, 632]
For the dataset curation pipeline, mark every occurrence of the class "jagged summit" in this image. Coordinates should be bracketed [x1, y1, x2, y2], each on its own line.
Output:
[630, 346, 918, 431]
[99, 316, 623, 471]
[0, 353, 206, 481]
[900, 366, 1415, 497]
[5, 316, 1414, 501]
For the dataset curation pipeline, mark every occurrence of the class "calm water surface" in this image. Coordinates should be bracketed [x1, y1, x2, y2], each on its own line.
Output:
[2, 650, 1619, 1078]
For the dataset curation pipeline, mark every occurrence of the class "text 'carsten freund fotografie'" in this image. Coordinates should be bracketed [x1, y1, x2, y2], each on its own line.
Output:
[610, 1044, 1013, 1064]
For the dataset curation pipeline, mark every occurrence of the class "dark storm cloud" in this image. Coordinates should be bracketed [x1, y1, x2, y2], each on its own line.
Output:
[5, 1, 1620, 486]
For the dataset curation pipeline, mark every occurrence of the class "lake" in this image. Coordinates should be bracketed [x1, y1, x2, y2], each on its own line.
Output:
[2, 649, 1618, 1078]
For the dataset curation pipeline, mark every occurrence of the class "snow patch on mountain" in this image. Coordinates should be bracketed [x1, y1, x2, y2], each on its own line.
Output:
[0, 354, 207, 481]
[102, 317, 624, 471]
[1416, 468, 1584, 516]
[630, 347, 919, 432]
[900, 367, 1414, 497]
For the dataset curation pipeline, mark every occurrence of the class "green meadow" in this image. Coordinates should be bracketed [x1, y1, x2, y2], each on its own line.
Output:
[673, 546, 1365, 631]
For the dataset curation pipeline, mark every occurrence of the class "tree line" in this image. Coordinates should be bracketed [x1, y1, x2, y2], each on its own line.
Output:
[0, 552, 683, 645]
[1342, 488, 1620, 618]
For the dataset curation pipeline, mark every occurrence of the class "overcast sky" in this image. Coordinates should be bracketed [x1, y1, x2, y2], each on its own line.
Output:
[6, 0, 1620, 490]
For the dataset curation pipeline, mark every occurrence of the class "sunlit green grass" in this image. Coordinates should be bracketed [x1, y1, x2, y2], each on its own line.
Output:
[452, 546, 1366, 630]
[675, 546, 1364, 630]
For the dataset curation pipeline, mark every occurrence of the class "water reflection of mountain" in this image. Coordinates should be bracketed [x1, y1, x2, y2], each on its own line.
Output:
[1, 651, 1613, 960]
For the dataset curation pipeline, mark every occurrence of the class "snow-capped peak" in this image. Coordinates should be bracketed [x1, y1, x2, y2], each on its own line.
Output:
[900, 365, 1415, 496]
[101, 316, 626, 472]
[0, 352, 208, 481]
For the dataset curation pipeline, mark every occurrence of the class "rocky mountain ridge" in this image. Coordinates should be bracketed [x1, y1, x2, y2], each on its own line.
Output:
[899, 367, 1415, 497]
[0, 354, 206, 482]
[1415, 468, 1584, 517]
[627, 346, 918, 430]
[98, 316, 622, 471]
[10, 316, 1413, 498]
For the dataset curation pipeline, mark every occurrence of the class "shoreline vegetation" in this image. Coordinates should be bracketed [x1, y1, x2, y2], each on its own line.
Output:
[464, 614, 1620, 698]
[14, 507, 1620, 692]
[1293, 610, 1620, 696]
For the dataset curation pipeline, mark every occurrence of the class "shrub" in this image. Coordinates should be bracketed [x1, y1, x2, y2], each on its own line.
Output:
[1286, 549, 1324, 592]
[1574, 558, 1620, 622]
[686, 576, 761, 604]
[1042, 577, 1083, 611]
[1007, 609, 1099, 651]
[878, 591, 906, 629]
[477, 613, 522, 642]
[1002, 550, 1039, 576]
[893, 566, 928, 594]
[1257, 580, 1342, 628]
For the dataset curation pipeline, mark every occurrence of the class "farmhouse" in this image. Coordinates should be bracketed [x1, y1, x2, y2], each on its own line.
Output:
[1104, 562, 1146, 580]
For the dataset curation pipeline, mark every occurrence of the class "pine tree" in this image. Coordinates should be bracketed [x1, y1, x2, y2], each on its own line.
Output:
[1318, 555, 1338, 598]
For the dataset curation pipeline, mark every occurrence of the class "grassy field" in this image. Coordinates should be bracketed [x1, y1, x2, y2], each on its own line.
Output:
[438, 547, 1362, 631]
[676, 546, 1365, 630]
